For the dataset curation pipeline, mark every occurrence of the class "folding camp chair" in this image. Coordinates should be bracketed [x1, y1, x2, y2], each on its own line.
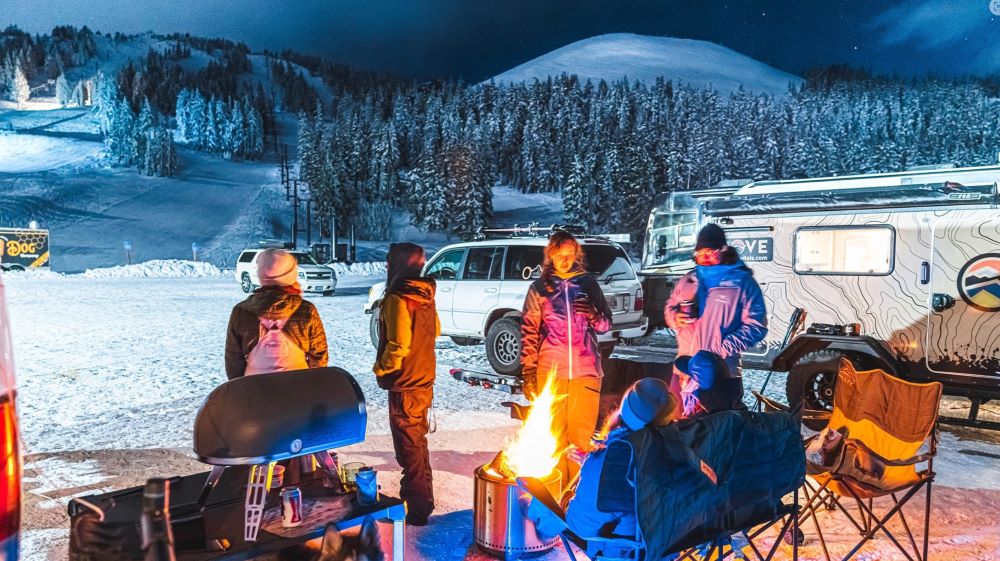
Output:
[519, 409, 805, 561]
[798, 360, 942, 561]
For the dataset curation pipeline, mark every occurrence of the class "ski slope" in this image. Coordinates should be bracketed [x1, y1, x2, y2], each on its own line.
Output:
[491, 33, 803, 97]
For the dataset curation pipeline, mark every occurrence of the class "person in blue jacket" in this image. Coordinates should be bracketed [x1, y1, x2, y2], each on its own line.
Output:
[665, 224, 767, 414]
[528, 378, 678, 539]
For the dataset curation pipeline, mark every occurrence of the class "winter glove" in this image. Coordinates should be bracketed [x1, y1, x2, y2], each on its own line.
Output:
[521, 370, 538, 401]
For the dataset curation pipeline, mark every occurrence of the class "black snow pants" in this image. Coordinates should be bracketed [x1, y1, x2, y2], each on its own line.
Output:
[388, 387, 434, 519]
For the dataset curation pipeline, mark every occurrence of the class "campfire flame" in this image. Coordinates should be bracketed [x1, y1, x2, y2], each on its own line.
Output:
[499, 375, 560, 478]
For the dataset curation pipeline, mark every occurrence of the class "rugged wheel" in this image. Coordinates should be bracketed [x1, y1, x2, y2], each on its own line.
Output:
[323, 290, 335, 297]
[599, 341, 617, 360]
[240, 273, 253, 293]
[786, 350, 851, 431]
[450, 336, 480, 346]
[485, 317, 522, 376]
[369, 305, 380, 349]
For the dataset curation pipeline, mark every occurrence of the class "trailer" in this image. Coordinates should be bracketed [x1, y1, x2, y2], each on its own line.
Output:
[639, 165, 1000, 429]
[0, 228, 50, 271]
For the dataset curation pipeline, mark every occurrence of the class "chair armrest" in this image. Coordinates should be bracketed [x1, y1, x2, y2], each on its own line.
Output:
[517, 477, 565, 520]
[751, 391, 789, 412]
[848, 438, 934, 467]
[517, 477, 590, 551]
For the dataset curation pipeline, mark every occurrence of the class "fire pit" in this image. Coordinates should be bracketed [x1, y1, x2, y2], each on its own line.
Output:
[473, 465, 562, 560]
[473, 376, 564, 559]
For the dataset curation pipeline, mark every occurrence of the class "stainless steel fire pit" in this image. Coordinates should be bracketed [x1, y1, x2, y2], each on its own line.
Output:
[473, 465, 562, 560]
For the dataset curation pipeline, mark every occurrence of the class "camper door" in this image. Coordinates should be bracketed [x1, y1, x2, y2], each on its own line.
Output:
[927, 211, 1000, 379]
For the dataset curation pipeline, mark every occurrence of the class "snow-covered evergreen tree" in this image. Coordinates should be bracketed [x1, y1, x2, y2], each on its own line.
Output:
[143, 126, 178, 177]
[244, 101, 265, 159]
[13, 61, 30, 108]
[444, 144, 491, 239]
[134, 97, 155, 163]
[186, 91, 206, 148]
[175, 89, 191, 141]
[55, 73, 71, 106]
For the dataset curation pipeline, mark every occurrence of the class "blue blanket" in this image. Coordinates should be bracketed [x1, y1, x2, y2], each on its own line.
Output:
[604, 410, 805, 559]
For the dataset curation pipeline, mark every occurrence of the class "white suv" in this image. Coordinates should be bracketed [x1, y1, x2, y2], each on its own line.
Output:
[364, 236, 648, 375]
[235, 248, 337, 295]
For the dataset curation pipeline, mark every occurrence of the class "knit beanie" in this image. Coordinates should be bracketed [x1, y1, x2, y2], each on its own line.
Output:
[257, 249, 298, 287]
[620, 378, 678, 431]
[695, 224, 728, 250]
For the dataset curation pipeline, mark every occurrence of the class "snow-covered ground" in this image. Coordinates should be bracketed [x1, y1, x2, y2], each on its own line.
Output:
[0, 133, 102, 173]
[490, 33, 804, 97]
[5, 268, 1000, 561]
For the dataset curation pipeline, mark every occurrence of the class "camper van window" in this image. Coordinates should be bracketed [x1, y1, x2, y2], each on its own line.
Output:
[793, 226, 895, 275]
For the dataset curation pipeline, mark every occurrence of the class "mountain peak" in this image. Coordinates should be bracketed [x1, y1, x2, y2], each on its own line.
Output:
[490, 33, 802, 97]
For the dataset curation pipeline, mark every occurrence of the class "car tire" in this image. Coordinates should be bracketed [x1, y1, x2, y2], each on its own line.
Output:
[323, 290, 335, 297]
[369, 305, 380, 349]
[785, 350, 851, 431]
[599, 341, 616, 359]
[240, 273, 253, 293]
[486, 317, 522, 376]
[450, 336, 480, 346]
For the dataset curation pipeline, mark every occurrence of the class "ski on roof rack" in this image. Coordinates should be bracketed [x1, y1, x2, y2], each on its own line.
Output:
[474, 223, 587, 240]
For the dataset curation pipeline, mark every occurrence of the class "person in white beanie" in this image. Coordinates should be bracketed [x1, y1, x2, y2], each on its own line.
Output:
[224, 248, 328, 378]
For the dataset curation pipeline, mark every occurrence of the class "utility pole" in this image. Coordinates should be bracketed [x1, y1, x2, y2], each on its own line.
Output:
[289, 178, 299, 250]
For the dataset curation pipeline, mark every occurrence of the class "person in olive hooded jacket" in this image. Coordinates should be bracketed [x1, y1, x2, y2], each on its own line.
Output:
[374, 242, 440, 526]
[521, 231, 613, 479]
[224, 248, 328, 379]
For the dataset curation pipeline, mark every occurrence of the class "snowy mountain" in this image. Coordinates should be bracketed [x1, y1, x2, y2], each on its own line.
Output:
[490, 33, 803, 97]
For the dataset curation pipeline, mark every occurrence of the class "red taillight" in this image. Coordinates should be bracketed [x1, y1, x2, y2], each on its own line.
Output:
[634, 287, 644, 311]
[0, 395, 20, 552]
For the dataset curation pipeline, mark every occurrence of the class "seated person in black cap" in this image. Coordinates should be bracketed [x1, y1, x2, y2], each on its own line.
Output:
[527, 378, 679, 539]
[673, 350, 747, 415]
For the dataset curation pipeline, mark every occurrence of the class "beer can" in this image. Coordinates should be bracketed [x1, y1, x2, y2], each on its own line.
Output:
[280, 486, 303, 527]
[356, 467, 378, 506]
[271, 464, 285, 488]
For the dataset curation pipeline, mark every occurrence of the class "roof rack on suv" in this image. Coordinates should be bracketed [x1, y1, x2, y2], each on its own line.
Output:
[475, 223, 588, 240]
[255, 239, 294, 249]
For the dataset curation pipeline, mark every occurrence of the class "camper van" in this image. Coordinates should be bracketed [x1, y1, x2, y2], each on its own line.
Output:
[640, 165, 1000, 428]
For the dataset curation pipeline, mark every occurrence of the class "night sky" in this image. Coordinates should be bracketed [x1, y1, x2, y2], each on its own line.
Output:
[3, 0, 999, 81]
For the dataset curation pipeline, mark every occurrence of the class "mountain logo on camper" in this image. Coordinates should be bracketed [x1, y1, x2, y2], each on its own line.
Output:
[958, 253, 1000, 312]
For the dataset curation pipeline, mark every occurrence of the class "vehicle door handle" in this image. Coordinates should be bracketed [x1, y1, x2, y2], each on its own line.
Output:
[931, 293, 956, 312]
[484, 288, 498, 293]
[441, 287, 453, 293]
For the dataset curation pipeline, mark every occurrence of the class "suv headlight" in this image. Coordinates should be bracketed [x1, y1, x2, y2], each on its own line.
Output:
[297, 271, 306, 279]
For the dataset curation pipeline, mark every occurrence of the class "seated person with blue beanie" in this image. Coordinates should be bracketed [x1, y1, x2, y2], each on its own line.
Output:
[528, 378, 679, 539]
[673, 350, 747, 415]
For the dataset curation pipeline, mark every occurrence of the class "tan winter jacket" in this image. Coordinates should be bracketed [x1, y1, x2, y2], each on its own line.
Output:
[225, 287, 329, 379]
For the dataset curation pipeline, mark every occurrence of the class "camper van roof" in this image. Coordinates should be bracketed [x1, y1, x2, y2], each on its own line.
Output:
[733, 165, 1000, 197]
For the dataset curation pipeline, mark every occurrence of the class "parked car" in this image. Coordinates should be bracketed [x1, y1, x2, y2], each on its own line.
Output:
[234, 248, 337, 295]
[365, 233, 648, 375]
[0, 272, 22, 560]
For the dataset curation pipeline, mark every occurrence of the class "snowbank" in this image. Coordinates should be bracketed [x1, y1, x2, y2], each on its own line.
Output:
[81, 259, 225, 279]
[329, 261, 387, 276]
